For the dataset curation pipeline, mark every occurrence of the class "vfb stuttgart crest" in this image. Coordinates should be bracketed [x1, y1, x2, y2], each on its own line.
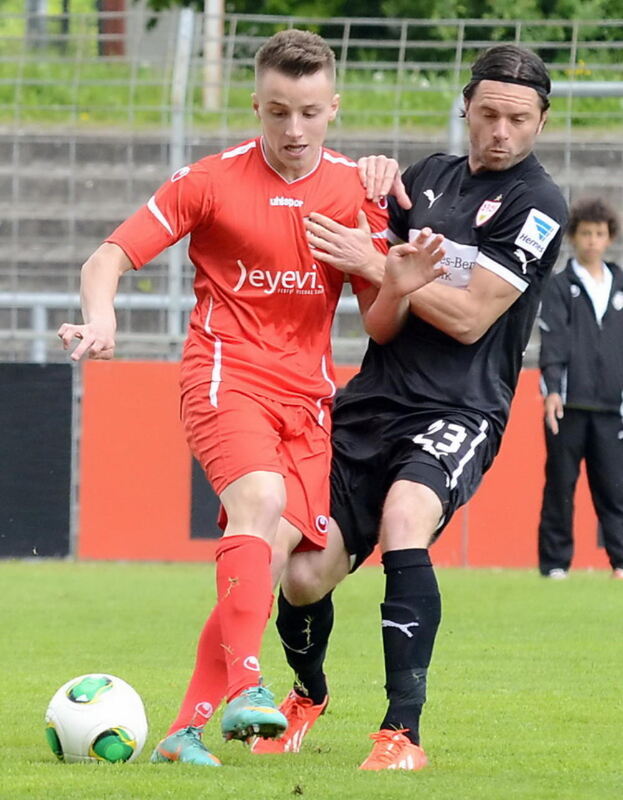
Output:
[475, 196, 503, 227]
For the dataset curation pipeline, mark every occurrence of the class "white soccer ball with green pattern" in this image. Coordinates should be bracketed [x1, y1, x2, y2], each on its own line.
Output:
[45, 674, 148, 763]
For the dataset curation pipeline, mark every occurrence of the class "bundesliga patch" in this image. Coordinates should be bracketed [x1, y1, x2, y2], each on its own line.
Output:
[475, 196, 502, 226]
[514, 208, 560, 258]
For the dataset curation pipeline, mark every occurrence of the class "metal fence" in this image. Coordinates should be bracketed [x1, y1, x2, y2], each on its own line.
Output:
[1, 5, 623, 363]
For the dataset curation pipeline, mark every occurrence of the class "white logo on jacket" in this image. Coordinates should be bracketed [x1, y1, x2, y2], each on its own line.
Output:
[612, 291, 623, 311]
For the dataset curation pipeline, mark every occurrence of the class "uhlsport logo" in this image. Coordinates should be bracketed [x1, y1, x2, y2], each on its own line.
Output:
[270, 196, 304, 208]
[233, 259, 324, 295]
[170, 166, 190, 182]
[514, 208, 560, 258]
[193, 701, 214, 721]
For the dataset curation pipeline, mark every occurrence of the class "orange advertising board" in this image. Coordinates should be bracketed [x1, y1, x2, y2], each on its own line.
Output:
[78, 362, 606, 570]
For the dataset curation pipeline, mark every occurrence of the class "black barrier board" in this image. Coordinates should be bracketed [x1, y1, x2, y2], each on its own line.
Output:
[0, 363, 72, 557]
[190, 457, 222, 539]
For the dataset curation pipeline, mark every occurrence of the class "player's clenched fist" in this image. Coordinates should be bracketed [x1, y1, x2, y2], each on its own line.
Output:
[57, 321, 116, 362]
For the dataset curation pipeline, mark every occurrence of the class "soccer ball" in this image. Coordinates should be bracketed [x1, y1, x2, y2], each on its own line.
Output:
[45, 673, 148, 763]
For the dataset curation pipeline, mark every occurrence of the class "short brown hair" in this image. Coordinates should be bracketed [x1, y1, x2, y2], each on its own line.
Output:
[255, 29, 336, 83]
[568, 197, 620, 239]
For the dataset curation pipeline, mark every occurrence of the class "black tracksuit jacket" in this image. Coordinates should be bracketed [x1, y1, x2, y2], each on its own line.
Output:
[539, 259, 623, 412]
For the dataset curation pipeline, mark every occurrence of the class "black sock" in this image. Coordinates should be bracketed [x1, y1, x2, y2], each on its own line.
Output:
[379, 548, 441, 745]
[275, 589, 333, 705]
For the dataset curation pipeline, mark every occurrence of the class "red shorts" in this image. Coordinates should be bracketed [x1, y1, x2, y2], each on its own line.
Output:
[181, 385, 332, 549]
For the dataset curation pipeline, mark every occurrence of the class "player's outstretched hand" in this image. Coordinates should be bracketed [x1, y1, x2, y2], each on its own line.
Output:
[305, 210, 376, 275]
[57, 321, 116, 362]
[384, 227, 446, 297]
[357, 155, 412, 210]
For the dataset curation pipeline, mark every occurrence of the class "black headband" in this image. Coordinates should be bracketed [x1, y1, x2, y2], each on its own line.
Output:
[470, 72, 550, 95]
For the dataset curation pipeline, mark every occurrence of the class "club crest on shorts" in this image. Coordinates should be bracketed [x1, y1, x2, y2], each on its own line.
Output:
[475, 195, 502, 226]
[315, 515, 329, 533]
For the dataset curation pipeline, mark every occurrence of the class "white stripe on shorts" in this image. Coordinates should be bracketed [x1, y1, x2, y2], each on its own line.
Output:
[449, 419, 489, 489]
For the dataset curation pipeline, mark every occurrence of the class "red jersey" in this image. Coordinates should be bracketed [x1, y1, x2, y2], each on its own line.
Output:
[107, 137, 388, 428]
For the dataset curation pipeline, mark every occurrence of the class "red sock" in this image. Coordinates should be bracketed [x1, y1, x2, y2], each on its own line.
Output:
[215, 534, 273, 701]
[166, 605, 228, 735]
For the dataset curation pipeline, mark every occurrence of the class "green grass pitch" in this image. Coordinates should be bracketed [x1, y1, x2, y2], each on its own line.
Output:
[2, 560, 622, 800]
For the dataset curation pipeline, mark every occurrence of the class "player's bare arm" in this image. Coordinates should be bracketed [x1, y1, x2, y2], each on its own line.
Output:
[363, 231, 446, 344]
[357, 154, 412, 210]
[408, 263, 522, 345]
[305, 210, 386, 286]
[57, 242, 133, 361]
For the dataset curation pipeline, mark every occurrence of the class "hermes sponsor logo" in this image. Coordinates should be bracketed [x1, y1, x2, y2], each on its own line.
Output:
[514, 208, 560, 258]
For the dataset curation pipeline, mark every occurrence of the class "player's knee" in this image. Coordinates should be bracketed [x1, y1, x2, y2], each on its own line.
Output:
[381, 491, 440, 549]
[281, 556, 330, 605]
[223, 476, 286, 533]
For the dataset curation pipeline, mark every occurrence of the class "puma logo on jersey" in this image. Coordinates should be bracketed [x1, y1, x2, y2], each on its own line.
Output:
[233, 259, 324, 295]
[423, 189, 443, 208]
[513, 248, 536, 274]
[382, 619, 420, 638]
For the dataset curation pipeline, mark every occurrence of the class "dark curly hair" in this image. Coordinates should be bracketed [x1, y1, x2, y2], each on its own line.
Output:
[568, 197, 620, 239]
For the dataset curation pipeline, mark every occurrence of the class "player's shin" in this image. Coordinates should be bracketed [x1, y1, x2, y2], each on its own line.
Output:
[216, 535, 274, 699]
[275, 588, 333, 704]
[379, 548, 441, 745]
[165, 606, 227, 736]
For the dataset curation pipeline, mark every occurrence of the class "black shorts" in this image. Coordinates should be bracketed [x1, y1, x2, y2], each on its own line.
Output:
[330, 404, 500, 571]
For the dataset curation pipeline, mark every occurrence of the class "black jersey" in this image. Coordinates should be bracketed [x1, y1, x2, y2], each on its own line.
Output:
[337, 152, 568, 438]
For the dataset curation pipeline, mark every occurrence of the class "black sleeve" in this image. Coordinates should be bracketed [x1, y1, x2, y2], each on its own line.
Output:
[538, 272, 571, 395]
[478, 183, 568, 293]
[387, 157, 429, 242]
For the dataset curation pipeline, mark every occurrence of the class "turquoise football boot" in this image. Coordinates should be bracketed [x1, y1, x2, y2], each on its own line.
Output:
[221, 684, 288, 742]
[150, 726, 222, 766]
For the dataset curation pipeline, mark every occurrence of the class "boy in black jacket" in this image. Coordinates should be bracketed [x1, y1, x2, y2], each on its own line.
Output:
[538, 197, 623, 579]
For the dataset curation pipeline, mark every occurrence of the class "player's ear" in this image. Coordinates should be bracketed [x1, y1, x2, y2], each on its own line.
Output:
[252, 93, 259, 117]
[329, 93, 340, 122]
[537, 110, 548, 134]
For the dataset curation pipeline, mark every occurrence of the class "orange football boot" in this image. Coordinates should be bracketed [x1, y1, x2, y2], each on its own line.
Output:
[250, 690, 328, 753]
[359, 729, 428, 771]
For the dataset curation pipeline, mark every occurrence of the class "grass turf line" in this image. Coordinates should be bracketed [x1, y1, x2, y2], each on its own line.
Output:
[1, 560, 622, 799]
